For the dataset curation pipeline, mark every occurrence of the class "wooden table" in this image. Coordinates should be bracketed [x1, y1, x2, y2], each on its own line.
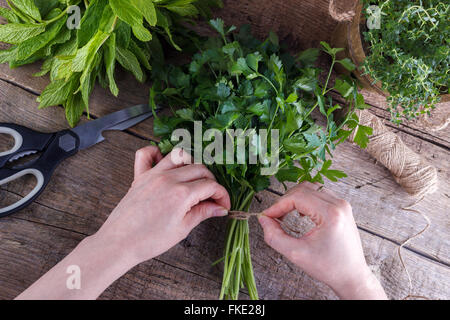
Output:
[0, 0, 449, 300]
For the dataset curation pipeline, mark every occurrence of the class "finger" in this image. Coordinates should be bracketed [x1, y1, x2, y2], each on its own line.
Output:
[184, 201, 228, 230]
[289, 182, 338, 204]
[154, 148, 193, 172]
[316, 186, 341, 204]
[263, 186, 333, 225]
[185, 178, 231, 211]
[300, 182, 344, 207]
[134, 146, 164, 179]
[258, 216, 307, 262]
[169, 164, 216, 183]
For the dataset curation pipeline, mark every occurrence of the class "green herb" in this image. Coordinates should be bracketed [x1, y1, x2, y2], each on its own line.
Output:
[151, 19, 371, 299]
[362, 0, 449, 123]
[0, 0, 222, 126]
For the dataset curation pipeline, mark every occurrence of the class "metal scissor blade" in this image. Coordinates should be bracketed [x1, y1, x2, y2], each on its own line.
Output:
[71, 104, 152, 150]
[107, 112, 153, 131]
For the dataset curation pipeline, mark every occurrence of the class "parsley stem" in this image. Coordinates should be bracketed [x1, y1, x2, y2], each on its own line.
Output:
[304, 101, 319, 119]
[259, 73, 279, 95]
[324, 57, 335, 93]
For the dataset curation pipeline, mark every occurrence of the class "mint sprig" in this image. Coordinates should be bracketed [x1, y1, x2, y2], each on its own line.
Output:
[0, 0, 223, 126]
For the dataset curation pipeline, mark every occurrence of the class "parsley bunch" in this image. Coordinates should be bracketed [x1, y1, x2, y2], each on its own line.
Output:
[362, 0, 449, 123]
[151, 19, 372, 299]
[0, 0, 222, 126]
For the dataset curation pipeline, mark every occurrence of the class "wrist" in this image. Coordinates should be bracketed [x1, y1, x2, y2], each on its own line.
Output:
[86, 232, 141, 271]
[17, 233, 142, 300]
[331, 266, 387, 300]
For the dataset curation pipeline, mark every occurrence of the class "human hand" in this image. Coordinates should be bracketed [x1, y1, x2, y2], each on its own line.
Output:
[258, 182, 387, 300]
[16, 146, 231, 300]
[95, 146, 231, 266]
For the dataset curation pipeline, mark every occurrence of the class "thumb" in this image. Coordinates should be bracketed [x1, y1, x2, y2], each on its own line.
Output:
[184, 201, 228, 230]
[258, 216, 305, 261]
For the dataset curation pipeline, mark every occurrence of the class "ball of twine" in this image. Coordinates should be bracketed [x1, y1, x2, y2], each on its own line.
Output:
[352, 110, 438, 198]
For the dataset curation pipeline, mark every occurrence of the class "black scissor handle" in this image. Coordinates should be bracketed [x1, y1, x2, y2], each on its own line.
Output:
[0, 130, 80, 217]
[0, 167, 45, 217]
[0, 123, 53, 167]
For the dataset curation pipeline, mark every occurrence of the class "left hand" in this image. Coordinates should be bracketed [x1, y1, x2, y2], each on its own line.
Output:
[16, 146, 231, 300]
[94, 146, 231, 265]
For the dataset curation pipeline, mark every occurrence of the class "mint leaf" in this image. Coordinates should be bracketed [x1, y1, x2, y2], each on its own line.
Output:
[0, 23, 45, 44]
[15, 15, 65, 60]
[64, 93, 85, 128]
[77, 0, 108, 47]
[165, 3, 199, 16]
[116, 45, 145, 82]
[38, 78, 76, 109]
[9, 0, 41, 21]
[0, 7, 20, 23]
[135, 0, 157, 26]
[104, 33, 119, 97]
[110, 0, 152, 42]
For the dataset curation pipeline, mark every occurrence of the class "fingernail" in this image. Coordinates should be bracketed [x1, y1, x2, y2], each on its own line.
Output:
[213, 207, 228, 217]
[258, 215, 269, 227]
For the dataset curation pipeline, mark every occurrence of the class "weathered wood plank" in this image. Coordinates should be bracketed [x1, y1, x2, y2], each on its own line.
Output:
[269, 135, 450, 264]
[328, 88, 450, 149]
[2, 69, 449, 265]
[1, 80, 448, 299]
[0, 216, 228, 300]
[250, 192, 450, 300]
[1, 0, 448, 146]
[0, 0, 449, 300]
[359, 90, 450, 145]
[1, 191, 448, 300]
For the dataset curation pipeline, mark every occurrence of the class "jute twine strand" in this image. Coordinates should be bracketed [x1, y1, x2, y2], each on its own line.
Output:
[349, 110, 436, 299]
[230, 201, 432, 299]
[230, 183, 433, 299]
[228, 211, 262, 220]
[228, 211, 304, 238]
[398, 198, 431, 300]
[352, 110, 438, 199]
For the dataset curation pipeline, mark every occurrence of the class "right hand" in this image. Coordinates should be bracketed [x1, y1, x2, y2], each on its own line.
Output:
[95, 147, 231, 266]
[258, 182, 387, 299]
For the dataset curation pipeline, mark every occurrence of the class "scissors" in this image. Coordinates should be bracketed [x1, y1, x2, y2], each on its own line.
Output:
[0, 104, 154, 217]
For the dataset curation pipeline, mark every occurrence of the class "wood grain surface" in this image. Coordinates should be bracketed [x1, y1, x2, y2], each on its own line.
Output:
[0, 0, 448, 300]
